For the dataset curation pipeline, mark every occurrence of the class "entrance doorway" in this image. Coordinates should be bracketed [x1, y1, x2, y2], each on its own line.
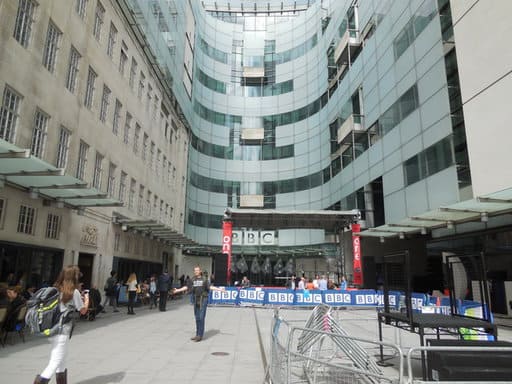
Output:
[78, 252, 94, 289]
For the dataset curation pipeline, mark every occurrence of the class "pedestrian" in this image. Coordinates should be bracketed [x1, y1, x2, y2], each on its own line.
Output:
[157, 270, 171, 311]
[340, 275, 348, 290]
[101, 270, 119, 313]
[149, 274, 158, 309]
[172, 266, 224, 342]
[34, 265, 89, 384]
[126, 272, 138, 315]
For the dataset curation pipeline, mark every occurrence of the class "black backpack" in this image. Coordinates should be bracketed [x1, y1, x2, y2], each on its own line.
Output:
[25, 287, 70, 337]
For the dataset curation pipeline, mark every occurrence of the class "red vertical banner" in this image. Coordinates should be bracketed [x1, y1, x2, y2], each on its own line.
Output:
[222, 220, 233, 285]
[351, 223, 363, 286]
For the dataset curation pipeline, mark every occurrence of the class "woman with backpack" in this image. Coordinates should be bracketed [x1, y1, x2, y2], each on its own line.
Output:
[34, 265, 89, 384]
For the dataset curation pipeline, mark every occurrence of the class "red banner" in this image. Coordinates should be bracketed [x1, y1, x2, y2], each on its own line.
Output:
[222, 220, 233, 285]
[351, 223, 363, 286]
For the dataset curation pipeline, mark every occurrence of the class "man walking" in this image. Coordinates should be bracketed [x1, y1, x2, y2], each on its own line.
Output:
[157, 270, 171, 311]
[102, 270, 119, 312]
[173, 266, 224, 342]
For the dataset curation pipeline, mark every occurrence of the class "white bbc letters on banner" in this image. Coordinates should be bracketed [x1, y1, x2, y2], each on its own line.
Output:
[232, 231, 242, 245]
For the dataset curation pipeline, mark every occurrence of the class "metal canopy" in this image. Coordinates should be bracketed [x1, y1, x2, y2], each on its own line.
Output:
[359, 186, 512, 239]
[228, 208, 361, 231]
[112, 217, 196, 246]
[0, 139, 122, 208]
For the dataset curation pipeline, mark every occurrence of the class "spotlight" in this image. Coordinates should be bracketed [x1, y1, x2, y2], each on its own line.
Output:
[421, 227, 427, 235]
[399, 232, 405, 240]
[379, 236, 385, 243]
[121, 224, 128, 232]
[55, 198, 64, 209]
[447, 221, 454, 229]
[481, 212, 488, 223]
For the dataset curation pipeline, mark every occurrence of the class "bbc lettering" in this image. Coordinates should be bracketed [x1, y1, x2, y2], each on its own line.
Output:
[212, 290, 238, 301]
[232, 230, 275, 246]
[296, 293, 322, 304]
[267, 292, 294, 303]
[239, 289, 265, 301]
[324, 293, 352, 304]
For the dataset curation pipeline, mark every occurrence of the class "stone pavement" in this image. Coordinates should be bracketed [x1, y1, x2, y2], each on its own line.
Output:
[1, 298, 512, 384]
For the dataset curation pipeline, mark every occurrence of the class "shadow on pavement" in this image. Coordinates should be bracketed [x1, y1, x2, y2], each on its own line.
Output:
[75, 371, 125, 384]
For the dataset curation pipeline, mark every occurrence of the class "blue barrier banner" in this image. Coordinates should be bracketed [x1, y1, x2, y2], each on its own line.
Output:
[322, 291, 353, 306]
[210, 287, 238, 305]
[411, 292, 428, 310]
[238, 288, 266, 306]
[265, 289, 295, 306]
[295, 290, 323, 305]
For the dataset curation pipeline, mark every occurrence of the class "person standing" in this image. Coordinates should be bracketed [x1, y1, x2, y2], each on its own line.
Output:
[157, 270, 171, 311]
[172, 266, 224, 342]
[149, 274, 158, 309]
[34, 265, 89, 384]
[101, 270, 119, 313]
[126, 273, 138, 315]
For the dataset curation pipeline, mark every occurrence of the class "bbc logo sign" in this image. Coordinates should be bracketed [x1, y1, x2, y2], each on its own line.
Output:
[232, 230, 276, 246]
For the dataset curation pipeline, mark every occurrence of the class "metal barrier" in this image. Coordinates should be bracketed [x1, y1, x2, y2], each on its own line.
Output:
[268, 306, 403, 384]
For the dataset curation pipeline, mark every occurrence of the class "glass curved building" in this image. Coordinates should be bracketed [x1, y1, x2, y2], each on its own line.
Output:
[126, 0, 512, 293]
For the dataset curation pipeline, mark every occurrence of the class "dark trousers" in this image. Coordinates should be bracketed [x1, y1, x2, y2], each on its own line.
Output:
[127, 291, 136, 313]
[159, 290, 168, 311]
[194, 300, 208, 337]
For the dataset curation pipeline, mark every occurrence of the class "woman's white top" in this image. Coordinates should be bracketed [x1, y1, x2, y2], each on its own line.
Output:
[127, 279, 138, 291]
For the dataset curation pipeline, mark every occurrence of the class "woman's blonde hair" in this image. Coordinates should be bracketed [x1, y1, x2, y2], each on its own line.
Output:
[54, 265, 81, 302]
[127, 272, 137, 283]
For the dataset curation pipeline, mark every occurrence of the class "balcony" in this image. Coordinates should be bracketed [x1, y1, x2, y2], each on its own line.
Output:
[240, 194, 264, 208]
[334, 29, 361, 64]
[241, 128, 264, 141]
[337, 114, 364, 144]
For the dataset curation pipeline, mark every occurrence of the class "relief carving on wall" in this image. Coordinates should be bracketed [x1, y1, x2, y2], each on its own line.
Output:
[80, 224, 98, 247]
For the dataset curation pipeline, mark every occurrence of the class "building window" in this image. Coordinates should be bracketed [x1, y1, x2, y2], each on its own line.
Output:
[124, 236, 131, 253]
[42, 21, 62, 73]
[146, 84, 152, 114]
[156, 149, 161, 177]
[162, 156, 166, 183]
[46, 213, 60, 239]
[137, 185, 144, 215]
[76, 140, 89, 180]
[112, 99, 122, 134]
[107, 162, 116, 197]
[92, 152, 104, 189]
[146, 191, 152, 216]
[149, 142, 155, 170]
[128, 178, 136, 210]
[118, 171, 127, 202]
[99, 85, 111, 123]
[65, 46, 81, 93]
[114, 232, 120, 251]
[13, 0, 37, 48]
[30, 110, 49, 158]
[142, 133, 148, 161]
[119, 42, 128, 75]
[0, 86, 22, 143]
[76, 0, 88, 19]
[129, 58, 137, 89]
[93, 1, 105, 41]
[133, 123, 140, 154]
[17, 204, 36, 235]
[0, 198, 5, 229]
[56, 126, 70, 169]
[138, 72, 145, 98]
[106, 22, 117, 58]
[123, 112, 131, 144]
[84, 66, 97, 109]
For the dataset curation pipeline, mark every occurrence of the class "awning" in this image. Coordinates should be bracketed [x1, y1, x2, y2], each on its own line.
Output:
[0, 139, 122, 208]
[112, 217, 196, 246]
[227, 208, 361, 231]
[359, 186, 512, 239]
